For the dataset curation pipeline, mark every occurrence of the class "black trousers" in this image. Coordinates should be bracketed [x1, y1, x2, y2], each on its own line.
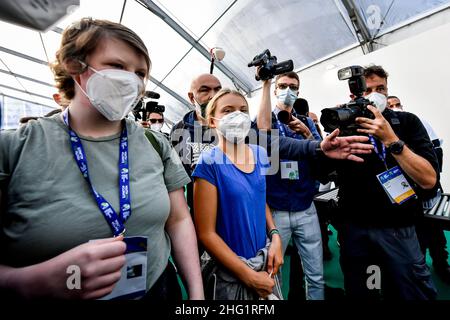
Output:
[339, 224, 437, 300]
[415, 220, 449, 267]
[142, 261, 182, 302]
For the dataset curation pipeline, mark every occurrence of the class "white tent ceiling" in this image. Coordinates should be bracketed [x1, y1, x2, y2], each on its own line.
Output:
[1, 0, 449, 128]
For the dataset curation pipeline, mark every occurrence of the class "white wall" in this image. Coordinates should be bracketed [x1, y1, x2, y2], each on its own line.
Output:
[248, 17, 450, 190]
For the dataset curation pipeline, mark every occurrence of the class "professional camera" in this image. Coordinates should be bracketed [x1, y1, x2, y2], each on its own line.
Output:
[320, 65, 374, 135]
[133, 91, 164, 121]
[248, 49, 294, 81]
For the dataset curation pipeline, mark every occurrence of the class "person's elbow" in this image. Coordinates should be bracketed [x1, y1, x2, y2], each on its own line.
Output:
[419, 171, 437, 190]
[196, 229, 216, 248]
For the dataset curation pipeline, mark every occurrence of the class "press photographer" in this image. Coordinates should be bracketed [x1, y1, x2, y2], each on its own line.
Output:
[248, 49, 311, 136]
[147, 110, 165, 132]
[133, 91, 168, 135]
[320, 65, 388, 136]
[319, 64, 440, 300]
[254, 64, 325, 299]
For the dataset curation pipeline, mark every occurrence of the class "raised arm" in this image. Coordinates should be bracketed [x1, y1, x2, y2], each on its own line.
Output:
[256, 79, 273, 130]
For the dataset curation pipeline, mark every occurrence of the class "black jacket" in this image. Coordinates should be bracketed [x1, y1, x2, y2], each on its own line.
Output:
[327, 109, 440, 227]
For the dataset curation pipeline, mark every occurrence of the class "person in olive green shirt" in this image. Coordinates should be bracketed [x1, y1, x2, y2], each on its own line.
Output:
[0, 18, 203, 300]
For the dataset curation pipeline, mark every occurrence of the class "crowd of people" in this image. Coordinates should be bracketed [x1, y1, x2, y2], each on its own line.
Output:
[0, 17, 447, 301]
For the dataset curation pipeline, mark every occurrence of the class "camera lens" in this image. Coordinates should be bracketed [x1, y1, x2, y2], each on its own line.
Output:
[257, 67, 272, 81]
[320, 109, 339, 132]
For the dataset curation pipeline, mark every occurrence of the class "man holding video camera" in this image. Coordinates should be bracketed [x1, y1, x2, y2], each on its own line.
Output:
[257, 71, 325, 300]
[171, 71, 374, 221]
[322, 65, 439, 299]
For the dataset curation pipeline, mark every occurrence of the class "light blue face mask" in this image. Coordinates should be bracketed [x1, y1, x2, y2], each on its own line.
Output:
[277, 88, 297, 107]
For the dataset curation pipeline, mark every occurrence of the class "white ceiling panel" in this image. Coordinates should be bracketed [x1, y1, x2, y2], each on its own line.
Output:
[1, 0, 449, 128]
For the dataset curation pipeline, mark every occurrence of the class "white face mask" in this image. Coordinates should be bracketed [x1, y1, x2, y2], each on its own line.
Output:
[150, 123, 163, 132]
[365, 92, 387, 113]
[76, 66, 144, 121]
[214, 111, 251, 144]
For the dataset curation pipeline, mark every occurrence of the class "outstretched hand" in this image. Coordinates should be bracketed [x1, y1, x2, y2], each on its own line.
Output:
[320, 129, 373, 162]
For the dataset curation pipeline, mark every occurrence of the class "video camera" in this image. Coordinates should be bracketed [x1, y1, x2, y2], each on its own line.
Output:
[248, 49, 294, 81]
[133, 91, 165, 121]
[320, 65, 374, 135]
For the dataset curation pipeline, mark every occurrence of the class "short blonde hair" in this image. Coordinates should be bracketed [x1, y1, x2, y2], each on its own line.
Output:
[205, 89, 248, 127]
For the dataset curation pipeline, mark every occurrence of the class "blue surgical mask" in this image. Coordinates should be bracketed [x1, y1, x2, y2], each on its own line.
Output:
[277, 88, 297, 107]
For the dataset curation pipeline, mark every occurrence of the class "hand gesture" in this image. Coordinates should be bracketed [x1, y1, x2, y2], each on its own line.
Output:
[355, 105, 398, 145]
[320, 129, 373, 162]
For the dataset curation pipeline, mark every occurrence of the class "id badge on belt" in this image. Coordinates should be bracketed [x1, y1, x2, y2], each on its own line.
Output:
[99, 236, 148, 300]
[281, 161, 300, 180]
[376, 165, 416, 204]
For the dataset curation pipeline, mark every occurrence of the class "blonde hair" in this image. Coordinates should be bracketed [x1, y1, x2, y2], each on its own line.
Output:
[205, 89, 248, 127]
[50, 18, 151, 101]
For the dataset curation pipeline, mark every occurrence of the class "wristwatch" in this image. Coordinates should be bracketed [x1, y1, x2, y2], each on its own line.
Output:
[386, 140, 405, 155]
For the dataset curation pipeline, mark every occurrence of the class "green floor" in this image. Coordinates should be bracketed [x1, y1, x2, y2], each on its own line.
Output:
[281, 226, 450, 300]
[180, 228, 450, 300]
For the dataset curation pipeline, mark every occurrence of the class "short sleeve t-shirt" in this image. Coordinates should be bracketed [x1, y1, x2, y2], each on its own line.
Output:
[192, 144, 269, 259]
[0, 115, 190, 290]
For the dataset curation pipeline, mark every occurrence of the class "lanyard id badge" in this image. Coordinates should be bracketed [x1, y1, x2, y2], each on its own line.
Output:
[277, 119, 300, 180]
[281, 161, 300, 180]
[99, 236, 148, 300]
[62, 109, 131, 236]
[376, 165, 416, 204]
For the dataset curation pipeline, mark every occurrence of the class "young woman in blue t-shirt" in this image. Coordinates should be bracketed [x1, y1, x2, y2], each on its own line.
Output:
[192, 89, 283, 299]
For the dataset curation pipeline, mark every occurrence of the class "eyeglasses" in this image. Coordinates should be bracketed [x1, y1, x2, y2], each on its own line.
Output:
[149, 118, 164, 124]
[277, 83, 299, 91]
[389, 103, 402, 108]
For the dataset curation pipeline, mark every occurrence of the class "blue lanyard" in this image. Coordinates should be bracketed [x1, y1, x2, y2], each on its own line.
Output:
[276, 119, 287, 137]
[369, 135, 388, 169]
[62, 109, 131, 236]
[275, 110, 300, 138]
